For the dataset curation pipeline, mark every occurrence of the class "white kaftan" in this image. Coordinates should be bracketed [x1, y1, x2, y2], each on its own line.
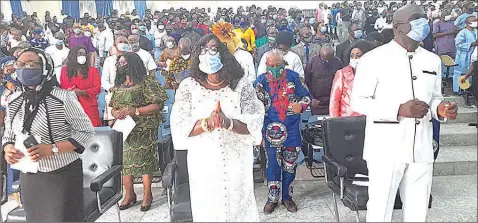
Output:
[170, 77, 264, 222]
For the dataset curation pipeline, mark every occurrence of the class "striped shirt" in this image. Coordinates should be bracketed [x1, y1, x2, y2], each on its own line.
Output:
[2, 88, 94, 172]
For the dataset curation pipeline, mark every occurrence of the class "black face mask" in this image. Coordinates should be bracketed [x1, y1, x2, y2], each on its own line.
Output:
[117, 65, 129, 75]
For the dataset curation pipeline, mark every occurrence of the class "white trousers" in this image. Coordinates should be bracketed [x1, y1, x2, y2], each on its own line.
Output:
[366, 162, 433, 222]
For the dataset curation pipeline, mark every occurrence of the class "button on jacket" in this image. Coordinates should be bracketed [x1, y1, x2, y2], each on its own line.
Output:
[351, 40, 444, 164]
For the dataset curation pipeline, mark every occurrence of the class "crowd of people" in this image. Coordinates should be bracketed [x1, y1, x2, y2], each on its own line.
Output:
[0, 0, 473, 222]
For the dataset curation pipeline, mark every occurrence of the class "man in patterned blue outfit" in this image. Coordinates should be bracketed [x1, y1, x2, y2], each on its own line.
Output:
[254, 43, 311, 214]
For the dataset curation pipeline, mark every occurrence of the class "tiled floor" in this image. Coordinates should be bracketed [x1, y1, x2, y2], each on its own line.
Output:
[1, 175, 476, 222]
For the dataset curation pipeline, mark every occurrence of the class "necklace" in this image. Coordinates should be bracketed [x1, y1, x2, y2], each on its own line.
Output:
[206, 78, 225, 87]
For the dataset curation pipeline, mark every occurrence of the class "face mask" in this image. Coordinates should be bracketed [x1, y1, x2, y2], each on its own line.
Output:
[117, 65, 128, 75]
[131, 29, 139, 34]
[158, 25, 165, 30]
[354, 30, 363, 39]
[266, 64, 285, 79]
[153, 19, 159, 23]
[16, 68, 44, 87]
[309, 18, 316, 24]
[139, 26, 147, 31]
[198, 53, 223, 74]
[117, 43, 131, 52]
[273, 14, 278, 19]
[268, 36, 276, 43]
[130, 42, 140, 51]
[77, 56, 87, 65]
[470, 21, 478, 28]
[320, 26, 327, 33]
[73, 28, 81, 34]
[406, 18, 430, 42]
[166, 41, 174, 49]
[181, 54, 191, 60]
[84, 31, 91, 37]
[55, 39, 64, 46]
[34, 30, 42, 35]
[261, 19, 267, 24]
[444, 15, 452, 21]
[349, 58, 360, 68]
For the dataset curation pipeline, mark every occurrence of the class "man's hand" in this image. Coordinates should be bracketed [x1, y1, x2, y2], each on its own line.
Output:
[4, 144, 24, 164]
[290, 103, 303, 114]
[438, 101, 458, 120]
[311, 99, 320, 108]
[398, 100, 430, 119]
[112, 109, 128, 120]
[471, 41, 478, 47]
[27, 144, 54, 162]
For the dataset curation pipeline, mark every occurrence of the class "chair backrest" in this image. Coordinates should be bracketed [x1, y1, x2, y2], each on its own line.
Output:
[440, 55, 456, 66]
[80, 127, 123, 191]
[174, 150, 189, 185]
[322, 116, 368, 176]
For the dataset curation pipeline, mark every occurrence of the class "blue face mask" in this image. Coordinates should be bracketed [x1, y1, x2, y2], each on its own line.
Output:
[16, 68, 44, 87]
[198, 53, 223, 74]
[34, 29, 42, 35]
[55, 39, 64, 46]
[139, 25, 147, 31]
[406, 18, 430, 42]
[354, 30, 363, 39]
[117, 43, 131, 52]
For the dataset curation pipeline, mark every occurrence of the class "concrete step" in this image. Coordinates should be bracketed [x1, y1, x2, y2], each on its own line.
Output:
[440, 123, 477, 146]
[445, 106, 477, 124]
[434, 146, 477, 176]
[294, 145, 477, 181]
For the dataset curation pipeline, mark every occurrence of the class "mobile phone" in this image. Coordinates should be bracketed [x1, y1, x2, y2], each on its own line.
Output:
[23, 135, 39, 149]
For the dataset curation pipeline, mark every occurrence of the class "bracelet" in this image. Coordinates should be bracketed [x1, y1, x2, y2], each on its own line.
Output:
[227, 118, 234, 131]
[201, 118, 211, 133]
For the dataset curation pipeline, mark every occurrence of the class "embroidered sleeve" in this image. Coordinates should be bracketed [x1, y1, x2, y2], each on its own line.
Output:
[235, 81, 265, 146]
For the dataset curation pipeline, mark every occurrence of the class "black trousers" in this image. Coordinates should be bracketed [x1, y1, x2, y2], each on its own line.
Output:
[20, 159, 84, 222]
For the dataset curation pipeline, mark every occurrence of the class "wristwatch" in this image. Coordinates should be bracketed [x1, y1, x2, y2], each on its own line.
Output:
[135, 108, 140, 116]
[52, 144, 59, 155]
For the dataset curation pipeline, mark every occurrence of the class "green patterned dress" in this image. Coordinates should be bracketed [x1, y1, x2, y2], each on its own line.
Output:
[109, 76, 168, 176]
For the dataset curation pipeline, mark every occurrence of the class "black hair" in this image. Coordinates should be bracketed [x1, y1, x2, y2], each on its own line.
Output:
[348, 21, 361, 31]
[346, 40, 377, 59]
[66, 46, 90, 79]
[190, 34, 244, 91]
[365, 31, 384, 45]
[114, 52, 147, 86]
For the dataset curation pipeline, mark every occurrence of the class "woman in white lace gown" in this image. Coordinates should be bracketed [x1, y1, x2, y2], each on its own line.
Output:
[170, 34, 264, 222]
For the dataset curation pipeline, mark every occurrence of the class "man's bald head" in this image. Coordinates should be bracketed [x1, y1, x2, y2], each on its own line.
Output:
[465, 15, 477, 27]
[319, 44, 334, 61]
[266, 49, 285, 68]
[393, 3, 426, 24]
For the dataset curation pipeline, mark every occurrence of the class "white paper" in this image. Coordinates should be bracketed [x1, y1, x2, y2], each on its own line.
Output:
[11, 134, 40, 174]
[162, 59, 172, 71]
[112, 115, 136, 142]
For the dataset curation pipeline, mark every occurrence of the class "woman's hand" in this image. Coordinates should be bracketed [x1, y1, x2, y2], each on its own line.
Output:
[211, 109, 232, 129]
[4, 144, 24, 164]
[73, 89, 88, 97]
[27, 144, 54, 162]
[112, 109, 128, 120]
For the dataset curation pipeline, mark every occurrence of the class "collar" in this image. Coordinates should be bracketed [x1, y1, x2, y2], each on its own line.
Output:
[389, 39, 423, 55]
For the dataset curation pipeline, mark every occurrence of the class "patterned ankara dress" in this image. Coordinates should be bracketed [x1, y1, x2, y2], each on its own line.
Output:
[109, 76, 168, 176]
[254, 68, 311, 204]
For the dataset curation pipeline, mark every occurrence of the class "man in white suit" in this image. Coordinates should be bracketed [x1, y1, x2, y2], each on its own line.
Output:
[351, 4, 458, 222]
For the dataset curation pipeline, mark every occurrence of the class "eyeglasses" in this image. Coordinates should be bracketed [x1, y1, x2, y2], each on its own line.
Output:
[200, 46, 219, 55]
[13, 61, 42, 69]
[116, 58, 128, 67]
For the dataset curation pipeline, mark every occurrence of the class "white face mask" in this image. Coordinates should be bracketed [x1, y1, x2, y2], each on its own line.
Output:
[77, 56, 87, 65]
[444, 15, 452, 21]
[181, 54, 191, 60]
[166, 41, 174, 49]
[470, 21, 478, 28]
[84, 31, 91, 37]
[158, 25, 165, 30]
[349, 58, 360, 68]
